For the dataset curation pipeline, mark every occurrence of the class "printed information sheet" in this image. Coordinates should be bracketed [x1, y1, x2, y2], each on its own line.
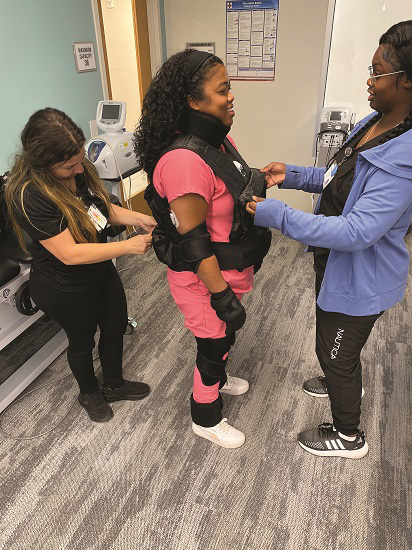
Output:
[226, 1, 278, 80]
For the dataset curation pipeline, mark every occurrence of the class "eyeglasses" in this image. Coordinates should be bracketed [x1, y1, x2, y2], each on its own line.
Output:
[368, 66, 405, 85]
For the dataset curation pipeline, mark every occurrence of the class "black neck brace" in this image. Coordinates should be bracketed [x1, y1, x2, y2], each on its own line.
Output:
[178, 110, 230, 149]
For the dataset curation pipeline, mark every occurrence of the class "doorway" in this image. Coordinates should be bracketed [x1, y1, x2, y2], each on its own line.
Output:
[95, 0, 152, 213]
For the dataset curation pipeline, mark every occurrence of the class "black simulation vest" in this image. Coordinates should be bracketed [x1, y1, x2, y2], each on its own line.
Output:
[144, 134, 272, 273]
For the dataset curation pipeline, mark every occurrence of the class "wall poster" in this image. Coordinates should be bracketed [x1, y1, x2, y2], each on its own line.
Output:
[226, 1, 278, 80]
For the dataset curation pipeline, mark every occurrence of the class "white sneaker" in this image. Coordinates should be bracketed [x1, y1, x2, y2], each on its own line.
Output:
[220, 374, 249, 395]
[192, 418, 245, 448]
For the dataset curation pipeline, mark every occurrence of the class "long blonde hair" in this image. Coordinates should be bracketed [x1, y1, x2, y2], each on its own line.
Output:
[5, 108, 112, 250]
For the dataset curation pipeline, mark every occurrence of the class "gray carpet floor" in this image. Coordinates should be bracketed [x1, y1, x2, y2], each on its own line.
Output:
[0, 231, 411, 550]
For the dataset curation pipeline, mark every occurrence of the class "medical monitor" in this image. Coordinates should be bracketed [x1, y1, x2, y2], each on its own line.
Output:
[96, 100, 126, 133]
[102, 104, 120, 121]
[329, 110, 342, 121]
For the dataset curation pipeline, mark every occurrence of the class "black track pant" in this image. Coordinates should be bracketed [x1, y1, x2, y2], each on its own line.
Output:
[30, 263, 128, 394]
[315, 276, 382, 434]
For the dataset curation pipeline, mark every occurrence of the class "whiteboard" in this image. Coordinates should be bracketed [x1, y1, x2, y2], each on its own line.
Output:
[324, 0, 411, 123]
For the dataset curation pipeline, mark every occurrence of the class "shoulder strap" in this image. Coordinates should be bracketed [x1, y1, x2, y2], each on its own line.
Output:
[159, 134, 250, 201]
[221, 138, 249, 169]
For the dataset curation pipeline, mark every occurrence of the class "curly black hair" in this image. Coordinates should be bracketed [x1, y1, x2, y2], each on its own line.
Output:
[133, 49, 223, 175]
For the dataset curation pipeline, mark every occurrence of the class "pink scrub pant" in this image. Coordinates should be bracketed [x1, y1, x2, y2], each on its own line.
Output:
[168, 280, 244, 404]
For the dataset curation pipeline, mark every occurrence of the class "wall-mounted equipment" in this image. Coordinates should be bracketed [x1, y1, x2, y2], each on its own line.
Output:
[315, 106, 356, 167]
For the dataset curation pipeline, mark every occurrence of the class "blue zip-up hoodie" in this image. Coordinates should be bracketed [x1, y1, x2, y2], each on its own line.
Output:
[255, 113, 412, 315]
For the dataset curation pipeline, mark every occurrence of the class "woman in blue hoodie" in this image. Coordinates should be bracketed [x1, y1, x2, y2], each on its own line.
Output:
[247, 20, 412, 459]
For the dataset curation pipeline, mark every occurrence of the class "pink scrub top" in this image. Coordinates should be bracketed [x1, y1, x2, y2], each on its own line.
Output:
[153, 138, 254, 294]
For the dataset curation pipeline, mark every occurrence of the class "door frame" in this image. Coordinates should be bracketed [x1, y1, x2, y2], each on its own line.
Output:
[91, 0, 153, 214]
[92, 0, 152, 105]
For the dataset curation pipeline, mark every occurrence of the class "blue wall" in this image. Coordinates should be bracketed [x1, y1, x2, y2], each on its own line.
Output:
[0, 0, 104, 173]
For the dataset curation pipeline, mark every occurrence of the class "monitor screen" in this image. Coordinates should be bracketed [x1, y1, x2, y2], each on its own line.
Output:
[330, 111, 342, 121]
[102, 104, 120, 120]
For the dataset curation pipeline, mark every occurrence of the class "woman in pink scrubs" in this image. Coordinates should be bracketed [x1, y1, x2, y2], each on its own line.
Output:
[134, 50, 270, 448]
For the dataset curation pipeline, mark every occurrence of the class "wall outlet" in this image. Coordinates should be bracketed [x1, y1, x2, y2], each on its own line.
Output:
[106, 0, 115, 8]
[89, 120, 98, 138]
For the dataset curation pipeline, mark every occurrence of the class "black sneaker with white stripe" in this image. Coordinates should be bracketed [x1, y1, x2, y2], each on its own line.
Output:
[303, 375, 365, 398]
[297, 423, 369, 459]
[302, 376, 329, 397]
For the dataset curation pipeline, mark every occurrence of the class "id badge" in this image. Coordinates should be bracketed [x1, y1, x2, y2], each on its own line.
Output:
[87, 204, 107, 231]
[323, 162, 338, 189]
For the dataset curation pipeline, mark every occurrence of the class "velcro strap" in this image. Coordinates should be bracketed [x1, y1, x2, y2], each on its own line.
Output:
[179, 221, 214, 263]
[196, 352, 228, 379]
[212, 231, 272, 270]
[238, 168, 267, 205]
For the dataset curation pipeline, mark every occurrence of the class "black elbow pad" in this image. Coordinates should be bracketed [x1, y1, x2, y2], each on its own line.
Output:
[179, 221, 214, 272]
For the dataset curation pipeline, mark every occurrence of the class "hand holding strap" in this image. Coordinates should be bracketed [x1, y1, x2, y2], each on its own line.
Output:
[210, 284, 246, 335]
[238, 168, 267, 206]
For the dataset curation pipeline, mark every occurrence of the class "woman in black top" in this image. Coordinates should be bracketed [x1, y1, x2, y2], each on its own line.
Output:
[6, 108, 156, 422]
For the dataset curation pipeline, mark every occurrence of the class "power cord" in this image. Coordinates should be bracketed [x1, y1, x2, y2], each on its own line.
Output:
[0, 297, 140, 440]
[0, 372, 77, 440]
[91, 138, 140, 237]
[103, 140, 142, 230]
[0, 355, 101, 440]
[1, 142, 145, 440]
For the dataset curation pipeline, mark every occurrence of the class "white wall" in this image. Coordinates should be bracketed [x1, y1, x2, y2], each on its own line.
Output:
[325, 0, 411, 123]
[101, 0, 141, 131]
[100, 0, 149, 198]
[146, 0, 165, 75]
[164, 0, 331, 212]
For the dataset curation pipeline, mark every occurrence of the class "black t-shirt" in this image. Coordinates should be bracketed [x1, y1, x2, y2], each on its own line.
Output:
[16, 173, 112, 292]
[313, 125, 393, 278]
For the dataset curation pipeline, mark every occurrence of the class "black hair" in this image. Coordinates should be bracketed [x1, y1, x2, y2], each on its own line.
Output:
[327, 20, 412, 168]
[133, 49, 224, 175]
[379, 20, 412, 82]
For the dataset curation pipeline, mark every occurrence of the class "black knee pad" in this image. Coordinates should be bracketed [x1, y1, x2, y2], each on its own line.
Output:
[191, 394, 223, 427]
[195, 336, 231, 386]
